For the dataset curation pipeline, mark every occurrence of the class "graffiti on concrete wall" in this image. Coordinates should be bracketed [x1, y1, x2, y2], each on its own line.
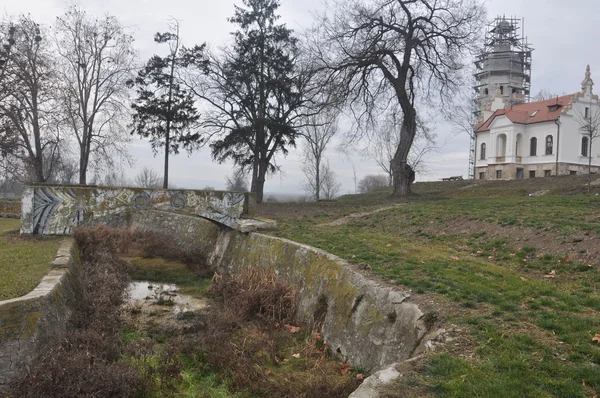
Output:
[21, 185, 248, 235]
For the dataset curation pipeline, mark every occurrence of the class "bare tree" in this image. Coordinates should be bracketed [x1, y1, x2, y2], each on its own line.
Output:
[55, 6, 135, 185]
[312, 0, 484, 196]
[0, 16, 62, 183]
[225, 168, 248, 191]
[134, 167, 162, 188]
[532, 89, 558, 102]
[0, 23, 16, 86]
[574, 100, 600, 194]
[93, 168, 129, 187]
[300, 111, 338, 200]
[367, 108, 436, 185]
[358, 174, 388, 193]
[320, 160, 341, 199]
[182, 0, 331, 203]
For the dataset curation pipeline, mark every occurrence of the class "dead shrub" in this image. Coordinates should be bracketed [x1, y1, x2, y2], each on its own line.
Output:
[209, 267, 296, 323]
[190, 268, 360, 397]
[75, 225, 212, 277]
[131, 229, 211, 277]
[11, 227, 148, 397]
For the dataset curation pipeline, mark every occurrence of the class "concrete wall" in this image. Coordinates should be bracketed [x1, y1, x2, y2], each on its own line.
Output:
[132, 210, 433, 371]
[0, 239, 80, 391]
[21, 184, 255, 235]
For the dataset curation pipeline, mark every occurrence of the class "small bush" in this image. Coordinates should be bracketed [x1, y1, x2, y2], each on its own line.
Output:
[208, 267, 297, 323]
[192, 268, 359, 397]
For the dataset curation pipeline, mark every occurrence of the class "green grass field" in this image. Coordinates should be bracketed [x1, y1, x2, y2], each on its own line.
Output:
[0, 219, 62, 301]
[263, 181, 600, 397]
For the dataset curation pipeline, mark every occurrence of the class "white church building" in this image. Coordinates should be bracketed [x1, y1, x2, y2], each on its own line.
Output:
[474, 66, 600, 180]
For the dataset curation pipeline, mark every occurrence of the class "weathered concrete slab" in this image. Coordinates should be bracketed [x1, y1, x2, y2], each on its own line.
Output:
[232, 217, 278, 233]
[21, 184, 255, 235]
[349, 363, 402, 398]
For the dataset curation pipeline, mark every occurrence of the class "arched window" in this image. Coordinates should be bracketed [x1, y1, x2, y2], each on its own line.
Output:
[530, 137, 537, 156]
[497, 134, 507, 157]
[582, 136, 589, 157]
[480, 143, 486, 160]
[545, 135, 553, 155]
[484, 88, 489, 95]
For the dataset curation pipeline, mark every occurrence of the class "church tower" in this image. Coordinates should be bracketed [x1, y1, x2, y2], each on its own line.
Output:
[474, 16, 533, 121]
[469, 16, 533, 178]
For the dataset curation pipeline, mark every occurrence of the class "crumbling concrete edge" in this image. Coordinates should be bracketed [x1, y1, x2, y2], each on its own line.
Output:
[0, 238, 79, 392]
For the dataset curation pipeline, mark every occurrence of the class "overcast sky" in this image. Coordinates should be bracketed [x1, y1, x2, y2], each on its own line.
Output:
[3, 0, 600, 196]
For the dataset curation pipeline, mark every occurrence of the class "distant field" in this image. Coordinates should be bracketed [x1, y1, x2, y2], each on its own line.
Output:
[0, 219, 62, 301]
[260, 176, 600, 397]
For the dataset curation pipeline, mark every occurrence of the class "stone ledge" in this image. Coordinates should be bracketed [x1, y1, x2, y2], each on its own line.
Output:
[231, 217, 278, 233]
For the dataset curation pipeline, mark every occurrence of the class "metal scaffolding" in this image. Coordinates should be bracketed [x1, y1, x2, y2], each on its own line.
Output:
[469, 16, 533, 179]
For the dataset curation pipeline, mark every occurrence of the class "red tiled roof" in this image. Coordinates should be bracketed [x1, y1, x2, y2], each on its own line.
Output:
[475, 95, 574, 133]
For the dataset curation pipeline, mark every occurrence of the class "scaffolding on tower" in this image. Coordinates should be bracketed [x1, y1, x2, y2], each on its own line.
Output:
[469, 16, 533, 179]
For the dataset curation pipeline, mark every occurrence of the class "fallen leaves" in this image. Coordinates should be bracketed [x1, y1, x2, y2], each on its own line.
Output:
[592, 334, 600, 343]
[340, 362, 352, 375]
[385, 243, 393, 248]
[520, 277, 527, 281]
[450, 256, 460, 261]
[356, 373, 365, 381]
[544, 270, 556, 278]
[291, 353, 301, 359]
[284, 324, 301, 334]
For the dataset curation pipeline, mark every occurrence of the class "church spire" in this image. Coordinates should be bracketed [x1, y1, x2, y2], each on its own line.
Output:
[581, 64, 594, 94]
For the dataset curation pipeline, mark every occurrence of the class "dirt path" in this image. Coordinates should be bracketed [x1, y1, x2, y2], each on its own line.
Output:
[317, 204, 406, 227]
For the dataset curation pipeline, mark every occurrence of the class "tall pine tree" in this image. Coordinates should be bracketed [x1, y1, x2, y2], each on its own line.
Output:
[130, 21, 202, 189]
[184, 0, 308, 203]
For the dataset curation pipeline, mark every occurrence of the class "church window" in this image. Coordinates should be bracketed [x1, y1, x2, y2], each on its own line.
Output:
[530, 137, 537, 156]
[480, 143, 486, 160]
[545, 135, 553, 155]
[582, 136, 589, 157]
[585, 107, 590, 118]
[500, 86, 504, 95]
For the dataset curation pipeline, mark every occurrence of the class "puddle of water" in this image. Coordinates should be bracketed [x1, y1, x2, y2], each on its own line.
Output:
[126, 281, 208, 314]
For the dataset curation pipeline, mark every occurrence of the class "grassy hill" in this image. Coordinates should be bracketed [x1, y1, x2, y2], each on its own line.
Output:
[258, 175, 600, 397]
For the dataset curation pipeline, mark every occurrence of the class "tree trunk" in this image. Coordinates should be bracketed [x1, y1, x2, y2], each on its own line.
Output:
[79, 148, 87, 185]
[391, 162, 415, 196]
[589, 137, 593, 195]
[32, 156, 44, 183]
[254, 161, 268, 203]
[315, 156, 321, 201]
[390, 104, 417, 196]
[163, 129, 170, 189]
